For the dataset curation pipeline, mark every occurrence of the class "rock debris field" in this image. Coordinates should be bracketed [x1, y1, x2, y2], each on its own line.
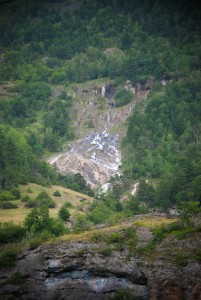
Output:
[48, 130, 121, 187]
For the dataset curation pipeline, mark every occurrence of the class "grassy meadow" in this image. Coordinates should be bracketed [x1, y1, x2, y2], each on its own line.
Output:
[0, 183, 94, 224]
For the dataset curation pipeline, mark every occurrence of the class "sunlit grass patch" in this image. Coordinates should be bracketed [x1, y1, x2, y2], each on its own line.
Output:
[135, 216, 176, 229]
[0, 183, 94, 224]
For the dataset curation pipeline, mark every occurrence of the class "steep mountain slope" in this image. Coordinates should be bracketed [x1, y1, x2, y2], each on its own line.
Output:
[48, 80, 139, 186]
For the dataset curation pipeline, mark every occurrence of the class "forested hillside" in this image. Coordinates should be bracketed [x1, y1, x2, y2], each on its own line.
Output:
[0, 0, 201, 209]
[1, 2, 201, 298]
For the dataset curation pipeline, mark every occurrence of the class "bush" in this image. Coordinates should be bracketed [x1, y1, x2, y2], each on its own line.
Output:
[25, 191, 56, 208]
[0, 245, 20, 268]
[58, 205, 70, 222]
[0, 202, 18, 209]
[24, 206, 67, 237]
[36, 191, 56, 208]
[63, 201, 73, 208]
[109, 288, 141, 300]
[21, 195, 30, 202]
[36, 190, 56, 208]
[0, 222, 26, 244]
[194, 249, 201, 262]
[72, 214, 93, 233]
[173, 251, 188, 267]
[50, 218, 67, 236]
[114, 88, 133, 107]
[10, 188, 21, 200]
[53, 190, 61, 197]
[25, 199, 37, 208]
[108, 232, 122, 243]
[97, 247, 112, 257]
[29, 230, 54, 249]
[0, 191, 15, 202]
[3, 272, 27, 285]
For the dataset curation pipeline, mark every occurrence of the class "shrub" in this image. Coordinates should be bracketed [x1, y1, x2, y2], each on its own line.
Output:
[25, 199, 37, 208]
[36, 190, 56, 208]
[173, 251, 188, 267]
[10, 188, 21, 200]
[3, 272, 27, 285]
[0, 202, 18, 209]
[114, 88, 133, 107]
[29, 230, 54, 249]
[109, 288, 141, 300]
[194, 249, 201, 262]
[72, 214, 93, 233]
[90, 232, 105, 243]
[24, 206, 67, 237]
[0, 222, 26, 244]
[50, 218, 67, 236]
[137, 241, 156, 256]
[63, 201, 73, 208]
[108, 232, 122, 243]
[97, 247, 112, 257]
[21, 195, 30, 202]
[53, 190, 61, 197]
[58, 205, 70, 222]
[0, 191, 15, 203]
[0, 245, 20, 268]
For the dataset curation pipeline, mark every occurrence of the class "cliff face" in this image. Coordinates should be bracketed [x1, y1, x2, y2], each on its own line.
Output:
[1, 225, 201, 300]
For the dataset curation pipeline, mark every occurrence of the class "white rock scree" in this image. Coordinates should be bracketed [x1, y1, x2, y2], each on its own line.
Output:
[48, 130, 122, 187]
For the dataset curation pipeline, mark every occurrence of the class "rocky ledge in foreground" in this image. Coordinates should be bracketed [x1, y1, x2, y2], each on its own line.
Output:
[0, 223, 201, 300]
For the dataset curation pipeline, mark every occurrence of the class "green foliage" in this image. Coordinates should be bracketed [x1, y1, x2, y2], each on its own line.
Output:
[0, 202, 18, 209]
[58, 205, 70, 222]
[72, 213, 93, 233]
[29, 230, 54, 249]
[0, 245, 21, 268]
[97, 247, 112, 257]
[173, 251, 188, 267]
[194, 249, 201, 262]
[36, 190, 56, 208]
[21, 195, 30, 202]
[136, 241, 156, 256]
[152, 221, 181, 241]
[24, 205, 67, 237]
[177, 201, 201, 226]
[63, 201, 73, 208]
[0, 190, 18, 208]
[173, 225, 201, 239]
[2, 272, 27, 285]
[123, 75, 201, 209]
[109, 288, 141, 300]
[10, 188, 21, 199]
[0, 191, 15, 202]
[114, 88, 133, 107]
[53, 190, 61, 197]
[0, 222, 26, 244]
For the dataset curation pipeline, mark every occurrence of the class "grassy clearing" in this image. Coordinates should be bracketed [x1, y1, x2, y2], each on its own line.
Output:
[0, 183, 94, 224]
[135, 216, 176, 229]
[60, 216, 177, 243]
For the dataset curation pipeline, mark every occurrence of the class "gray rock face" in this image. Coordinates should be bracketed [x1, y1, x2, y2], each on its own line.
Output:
[1, 232, 201, 299]
[0, 242, 148, 300]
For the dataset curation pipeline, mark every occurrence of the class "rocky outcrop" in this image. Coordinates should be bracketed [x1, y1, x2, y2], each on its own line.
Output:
[0, 241, 148, 300]
[1, 229, 201, 300]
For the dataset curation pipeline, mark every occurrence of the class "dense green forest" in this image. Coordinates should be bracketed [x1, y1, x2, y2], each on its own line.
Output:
[0, 0, 201, 217]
